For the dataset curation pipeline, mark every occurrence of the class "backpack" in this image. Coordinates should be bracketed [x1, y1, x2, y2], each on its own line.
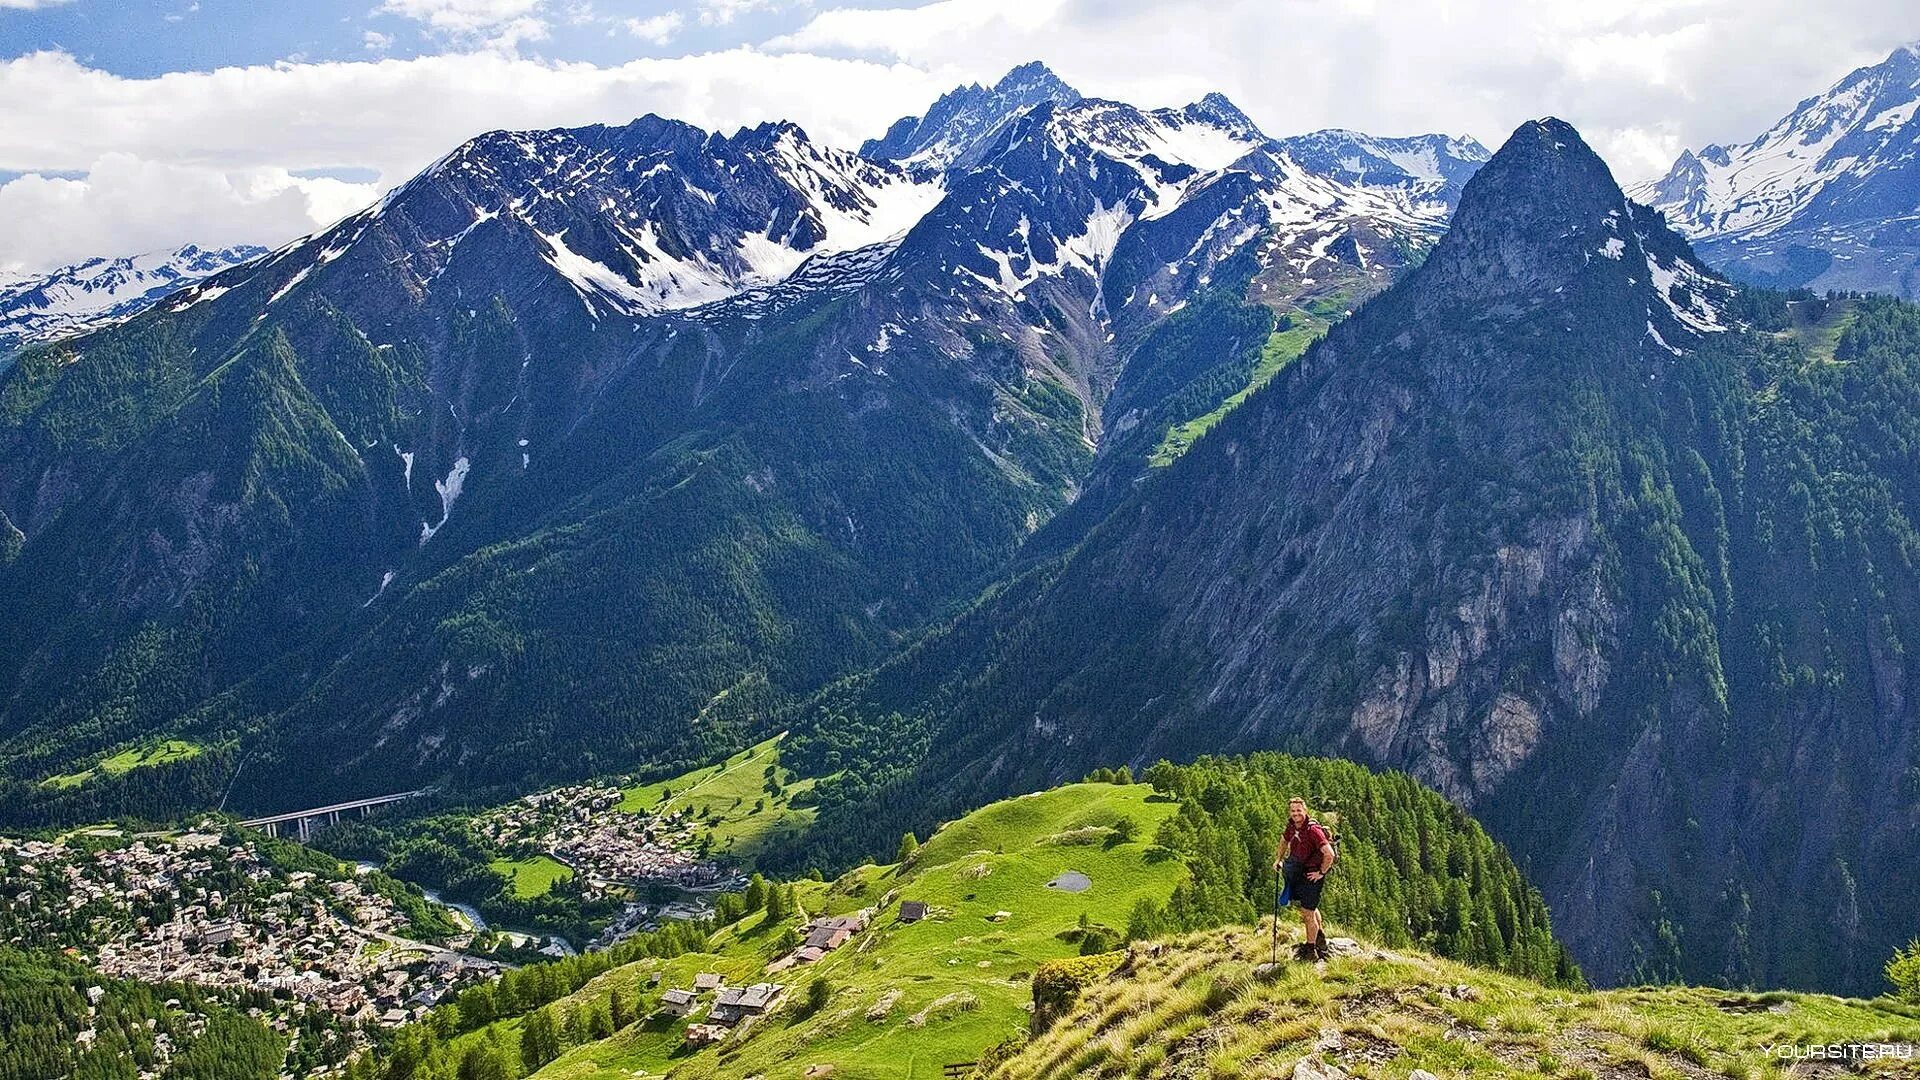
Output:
[1291, 813, 1340, 873]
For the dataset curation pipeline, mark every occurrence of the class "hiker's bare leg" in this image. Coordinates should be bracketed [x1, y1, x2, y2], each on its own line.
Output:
[1303, 908, 1321, 945]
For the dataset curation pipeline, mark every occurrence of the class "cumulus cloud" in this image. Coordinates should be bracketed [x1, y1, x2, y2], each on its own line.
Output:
[0, 154, 376, 272]
[625, 11, 685, 44]
[0, 0, 75, 9]
[699, 0, 782, 28]
[381, 0, 545, 34]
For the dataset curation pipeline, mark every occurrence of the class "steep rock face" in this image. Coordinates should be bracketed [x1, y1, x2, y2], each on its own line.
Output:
[789, 120, 1920, 994]
[1634, 44, 1920, 297]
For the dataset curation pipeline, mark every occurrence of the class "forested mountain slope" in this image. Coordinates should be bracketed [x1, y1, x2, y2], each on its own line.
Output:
[0, 66, 1484, 824]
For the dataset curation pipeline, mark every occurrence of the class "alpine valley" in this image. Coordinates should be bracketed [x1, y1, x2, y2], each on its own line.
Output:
[3, 55, 1919, 1011]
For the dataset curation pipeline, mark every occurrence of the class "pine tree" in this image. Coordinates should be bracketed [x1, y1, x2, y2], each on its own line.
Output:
[896, 832, 919, 863]
[457, 1041, 513, 1080]
[519, 1008, 559, 1072]
[585, 1002, 613, 1040]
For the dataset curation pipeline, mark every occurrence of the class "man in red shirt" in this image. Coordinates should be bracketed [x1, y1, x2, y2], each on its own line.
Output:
[1272, 796, 1336, 959]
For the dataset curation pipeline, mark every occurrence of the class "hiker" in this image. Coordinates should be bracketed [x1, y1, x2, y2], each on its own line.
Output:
[1273, 796, 1335, 960]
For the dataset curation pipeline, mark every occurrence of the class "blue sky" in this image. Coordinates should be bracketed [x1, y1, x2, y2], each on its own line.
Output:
[0, 0, 830, 76]
[0, 0, 1916, 273]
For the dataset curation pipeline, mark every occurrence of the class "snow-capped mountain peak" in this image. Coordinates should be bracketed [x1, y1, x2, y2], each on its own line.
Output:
[171, 115, 948, 324]
[0, 242, 265, 351]
[861, 60, 1083, 172]
[1631, 43, 1920, 296]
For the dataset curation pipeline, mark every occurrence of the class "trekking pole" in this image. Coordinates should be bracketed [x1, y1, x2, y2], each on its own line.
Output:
[1270, 872, 1279, 967]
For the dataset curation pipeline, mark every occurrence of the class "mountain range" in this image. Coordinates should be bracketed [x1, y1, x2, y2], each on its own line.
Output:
[1635, 43, 1920, 297]
[0, 243, 263, 358]
[0, 63, 1485, 811]
[4, 60, 1920, 999]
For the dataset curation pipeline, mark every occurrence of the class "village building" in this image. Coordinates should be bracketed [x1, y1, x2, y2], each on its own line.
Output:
[708, 982, 786, 1025]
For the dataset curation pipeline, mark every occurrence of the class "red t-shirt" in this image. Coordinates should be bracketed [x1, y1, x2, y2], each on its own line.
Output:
[1285, 820, 1330, 870]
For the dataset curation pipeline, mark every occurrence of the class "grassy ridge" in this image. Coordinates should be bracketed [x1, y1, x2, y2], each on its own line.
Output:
[1149, 314, 1326, 467]
[416, 782, 1187, 1080]
[986, 925, 1920, 1078]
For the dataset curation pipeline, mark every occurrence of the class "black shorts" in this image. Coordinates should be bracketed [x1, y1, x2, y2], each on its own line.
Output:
[1284, 860, 1325, 911]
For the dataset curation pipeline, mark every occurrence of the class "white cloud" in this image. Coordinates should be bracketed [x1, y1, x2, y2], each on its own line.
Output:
[0, 48, 945, 270]
[0, 154, 376, 273]
[364, 30, 396, 53]
[381, 0, 544, 34]
[625, 11, 685, 44]
[0, 0, 75, 8]
[699, 0, 780, 27]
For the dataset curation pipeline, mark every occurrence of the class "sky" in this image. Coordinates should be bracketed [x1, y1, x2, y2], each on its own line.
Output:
[0, 0, 1915, 274]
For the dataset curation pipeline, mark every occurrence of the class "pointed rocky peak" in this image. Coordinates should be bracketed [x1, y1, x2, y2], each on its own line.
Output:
[1181, 91, 1263, 139]
[1432, 118, 1625, 266]
[859, 60, 1083, 171]
[991, 60, 1078, 101]
[1418, 119, 1733, 348]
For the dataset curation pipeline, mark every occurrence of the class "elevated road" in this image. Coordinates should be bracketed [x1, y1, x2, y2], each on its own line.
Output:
[238, 790, 426, 839]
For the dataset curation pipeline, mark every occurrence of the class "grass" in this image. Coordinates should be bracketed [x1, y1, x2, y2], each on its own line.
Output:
[490, 855, 574, 899]
[41, 739, 202, 789]
[1778, 297, 1857, 365]
[457, 782, 1187, 1080]
[617, 734, 822, 866]
[1149, 312, 1327, 467]
[983, 925, 1920, 1079]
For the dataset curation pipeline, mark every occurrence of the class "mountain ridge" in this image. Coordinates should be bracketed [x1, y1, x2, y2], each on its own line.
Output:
[0, 242, 265, 355]
[0, 67, 1490, 826]
[1634, 43, 1920, 297]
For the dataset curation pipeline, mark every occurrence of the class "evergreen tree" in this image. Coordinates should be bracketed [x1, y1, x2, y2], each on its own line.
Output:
[896, 832, 919, 864]
[519, 1009, 560, 1073]
[457, 1040, 513, 1080]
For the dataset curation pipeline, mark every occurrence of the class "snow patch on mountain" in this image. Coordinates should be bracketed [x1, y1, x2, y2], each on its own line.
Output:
[419, 456, 471, 545]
